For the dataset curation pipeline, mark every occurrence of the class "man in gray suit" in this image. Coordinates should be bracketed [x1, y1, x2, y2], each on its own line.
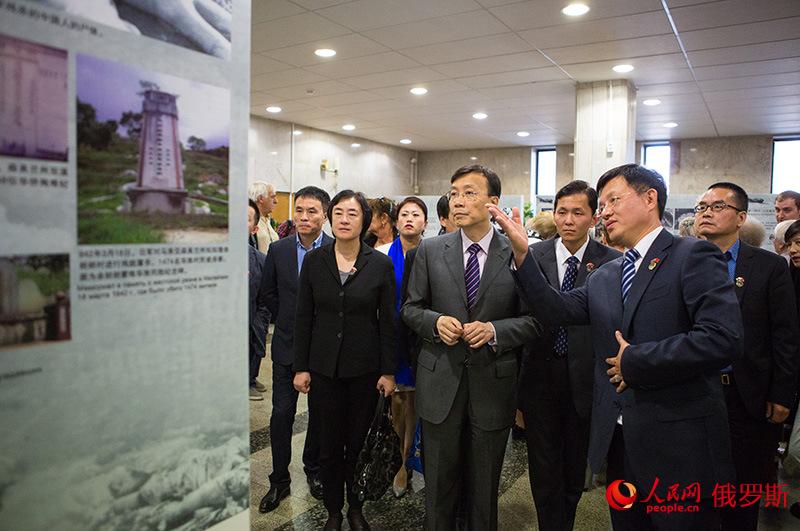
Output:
[402, 164, 540, 530]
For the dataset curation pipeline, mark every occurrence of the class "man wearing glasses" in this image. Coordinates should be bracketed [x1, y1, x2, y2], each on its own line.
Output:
[402, 164, 539, 530]
[489, 163, 743, 530]
[694, 182, 799, 531]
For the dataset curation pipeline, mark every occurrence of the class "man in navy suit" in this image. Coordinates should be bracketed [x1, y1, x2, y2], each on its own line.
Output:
[257, 186, 334, 513]
[519, 180, 620, 531]
[694, 182, 800, 531]
[489, 164, 743, 530]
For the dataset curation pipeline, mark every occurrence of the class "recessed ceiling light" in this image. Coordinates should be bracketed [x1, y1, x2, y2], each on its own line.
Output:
[561, 3, 590, 16]
[410, 87, 428, 95]
[400, 138, 412, 145]
[469, 156, 478, 161]
[292, 130, 303, 136]
[342, 124, 356, 131]
[314, 48, 336, 58]
[351, 143, 361, 148]
[472, 112, 488, 120]
[663, 122, 678, 128]
[516, 131, 530, 137]
[612, 64, 634, 73]
[270, 151, 278, 155]
[265, 106, 282, 113]
[642, 98, 661, 106]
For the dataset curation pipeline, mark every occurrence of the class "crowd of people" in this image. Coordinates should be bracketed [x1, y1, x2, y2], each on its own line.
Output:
[245, 166, 800, 531]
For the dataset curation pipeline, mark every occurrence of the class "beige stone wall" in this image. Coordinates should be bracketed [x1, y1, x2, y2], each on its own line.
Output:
[416, 147, 532, 197]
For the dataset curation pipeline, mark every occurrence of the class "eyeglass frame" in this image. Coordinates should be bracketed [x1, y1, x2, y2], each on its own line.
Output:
[446, 190, 484, 202]
[693, 201, 746, 214]
[597, 191, 636, 215]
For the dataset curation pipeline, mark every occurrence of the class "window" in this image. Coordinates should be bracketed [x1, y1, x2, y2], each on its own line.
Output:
[535, 148, 556, 199]
[772, 138, 800, 193]
[642, 143, 670, 188]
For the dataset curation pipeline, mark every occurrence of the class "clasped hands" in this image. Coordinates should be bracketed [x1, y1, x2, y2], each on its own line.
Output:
[436, 316, 494, 348]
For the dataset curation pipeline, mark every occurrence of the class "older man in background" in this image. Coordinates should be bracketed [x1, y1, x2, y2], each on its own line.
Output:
[248, 181, 280, 253]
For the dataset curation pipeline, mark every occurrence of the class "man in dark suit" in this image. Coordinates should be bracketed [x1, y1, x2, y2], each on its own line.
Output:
[520, 181, 620, 531]
[257, 186, 333, 513]
[248, 200, 270, 401]
[694, 182, 800, 531]
[490, 163, 744, 531]
[402, 165, 540, 530]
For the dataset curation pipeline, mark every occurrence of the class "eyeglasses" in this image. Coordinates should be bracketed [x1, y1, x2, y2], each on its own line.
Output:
[447, 190, 481, 202]
[693, 202, 745, 214]
[597, 192, 633, 215]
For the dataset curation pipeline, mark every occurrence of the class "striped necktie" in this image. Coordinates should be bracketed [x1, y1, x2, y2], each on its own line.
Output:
[465, 243, 482, 310]
[621, 248, 641, 305]
[553, 256, 580, 358]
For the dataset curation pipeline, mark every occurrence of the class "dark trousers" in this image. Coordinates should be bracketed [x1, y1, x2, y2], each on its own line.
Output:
[422, 369, 510, 531]
[606, 425, 719, 531]
[269, 362, 320, 486]
[520, 358, 590, 531]
[309, 371, 378, 513]
[248, 333, 263, 385]
[720, 381, 781, 531]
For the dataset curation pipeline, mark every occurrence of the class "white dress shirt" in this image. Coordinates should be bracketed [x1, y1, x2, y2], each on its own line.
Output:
[555, 236, 589, 285]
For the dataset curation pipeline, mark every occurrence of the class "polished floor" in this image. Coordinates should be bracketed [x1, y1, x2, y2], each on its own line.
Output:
[250, 341, 800, 530]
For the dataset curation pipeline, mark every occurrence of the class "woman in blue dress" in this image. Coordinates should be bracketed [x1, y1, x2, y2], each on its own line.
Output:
[375, 196, 427, 497]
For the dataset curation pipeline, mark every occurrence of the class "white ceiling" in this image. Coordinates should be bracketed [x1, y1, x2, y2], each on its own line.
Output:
[250, 0, 800, 151]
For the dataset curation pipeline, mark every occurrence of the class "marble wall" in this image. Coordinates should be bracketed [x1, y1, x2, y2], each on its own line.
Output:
[635, 135, 774, 196]
[248, 116, 415, 197]
[416, 147, 533, 198]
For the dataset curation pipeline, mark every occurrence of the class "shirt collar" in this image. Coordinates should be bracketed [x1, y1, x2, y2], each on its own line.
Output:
[725, 239, 741, 261]
[628, 226, 664, 261]
[461, 227, 494, 255]
[555, 236, 589, 265]
[297, 231, 324, 250]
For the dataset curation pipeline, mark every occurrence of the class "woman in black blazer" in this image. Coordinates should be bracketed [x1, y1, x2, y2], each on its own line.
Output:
[294, 190, 396, 531]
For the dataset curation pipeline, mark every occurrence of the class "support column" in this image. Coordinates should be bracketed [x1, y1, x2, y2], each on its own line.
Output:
[573, 80, 637, 187]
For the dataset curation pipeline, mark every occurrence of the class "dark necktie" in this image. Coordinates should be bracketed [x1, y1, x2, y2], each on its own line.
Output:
[554, 256, 580, 358]
[621, 248, 640, 305]
[465, 243, 482, 310]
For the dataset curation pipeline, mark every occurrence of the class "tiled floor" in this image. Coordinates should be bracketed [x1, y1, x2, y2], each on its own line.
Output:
[250, 342, 800, 530]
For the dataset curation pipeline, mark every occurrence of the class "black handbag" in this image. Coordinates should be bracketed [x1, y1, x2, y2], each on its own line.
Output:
[353, 393, 403, 502]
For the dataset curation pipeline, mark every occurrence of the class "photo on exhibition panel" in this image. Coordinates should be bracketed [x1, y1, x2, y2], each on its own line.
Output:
[76, 53, 231, 245]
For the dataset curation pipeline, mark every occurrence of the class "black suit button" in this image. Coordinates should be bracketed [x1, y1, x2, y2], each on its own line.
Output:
[339, 291, 344, 296]
[338, 312, 343, 317]
[337, 332, 342, 338]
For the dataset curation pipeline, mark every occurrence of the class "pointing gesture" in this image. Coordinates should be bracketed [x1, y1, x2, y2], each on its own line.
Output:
[485, 204, 529, 266]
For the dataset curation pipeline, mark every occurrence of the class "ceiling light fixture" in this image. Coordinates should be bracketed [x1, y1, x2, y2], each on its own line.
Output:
[561, 3, 590, 16]
[612, 64, 634, 73]
[351, 143, 361, 148]
[342, 124, 356, 131]
[314, 48, 336, 58]
[292, 130, 303, 136]
[516, 131, 530, 137]
[265, 106, 282, 113]
[470, 156, 478, 161]
[662, 122, 678, 128]
[400, 138, 412, 145]
[410, 87, 428, 95]
[472, 112, 488, 120]
[642, 98, 661, 106]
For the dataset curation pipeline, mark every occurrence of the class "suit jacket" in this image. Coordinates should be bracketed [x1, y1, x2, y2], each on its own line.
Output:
[731, 242, 800, 418]
[401, 230, 541, 431]
[514, 229, 743, 497]
[258, 232, 334, 366]
[249, 245, 270, 359]
[520, 238, 621, 420]
[256, 216, 279, 253]
[294, 241, 396, 379]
